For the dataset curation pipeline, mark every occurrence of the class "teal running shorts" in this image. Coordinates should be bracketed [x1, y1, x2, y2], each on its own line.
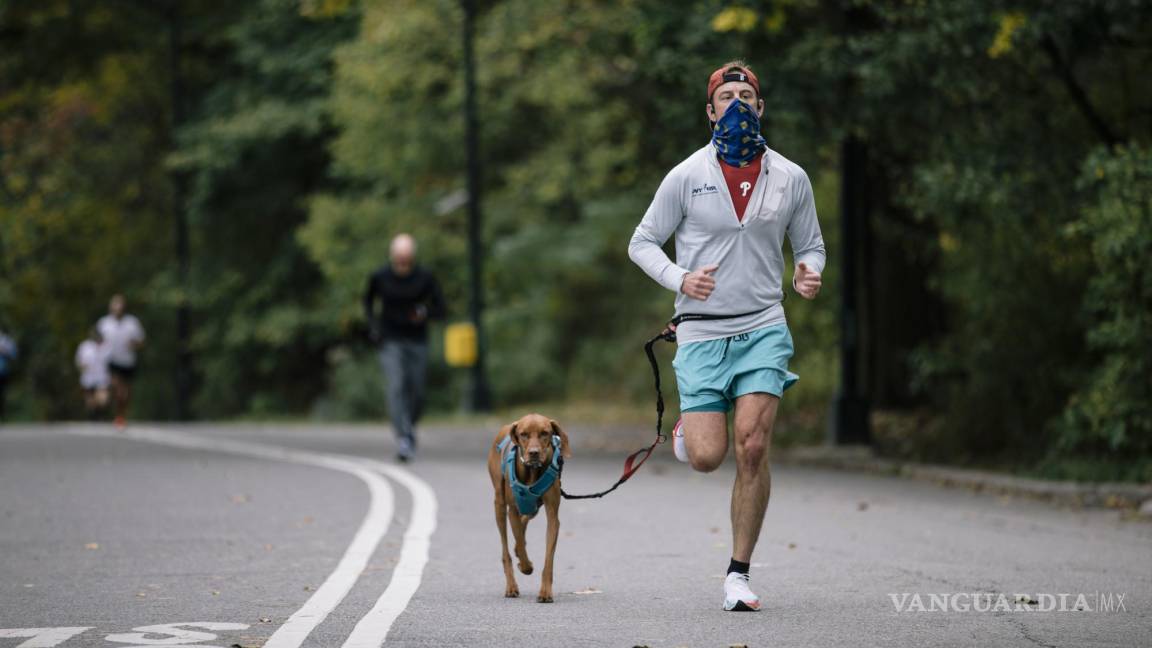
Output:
[672, 323, 799, 413]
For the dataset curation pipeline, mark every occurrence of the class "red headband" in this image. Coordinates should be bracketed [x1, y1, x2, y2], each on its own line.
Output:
[707, 65, 760, 102]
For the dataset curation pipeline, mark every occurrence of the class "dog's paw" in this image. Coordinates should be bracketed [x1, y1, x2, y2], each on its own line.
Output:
[536, 593, 553, 603]
[518, 560, 534, 575]
[505, 586, 520, 598]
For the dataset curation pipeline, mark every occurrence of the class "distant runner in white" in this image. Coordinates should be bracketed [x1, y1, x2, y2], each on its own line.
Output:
[96, 294, 145, 428]
[75, 327, 110, 419]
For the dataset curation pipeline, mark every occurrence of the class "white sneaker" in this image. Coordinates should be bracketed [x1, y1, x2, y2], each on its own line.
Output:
[671, 418, 689, 463]
[723, 572, 762, 611]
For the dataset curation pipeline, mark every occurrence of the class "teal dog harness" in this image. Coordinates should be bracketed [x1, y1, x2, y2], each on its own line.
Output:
[498, 434, 563, 517]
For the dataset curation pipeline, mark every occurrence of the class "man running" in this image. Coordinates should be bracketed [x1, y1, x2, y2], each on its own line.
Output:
[97, 294, 146, 428]
[363, 234, 446, 462]
[628, 61, 825, 611]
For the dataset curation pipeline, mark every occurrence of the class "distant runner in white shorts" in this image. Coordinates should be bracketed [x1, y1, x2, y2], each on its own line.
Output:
[97, 294, 146, 428]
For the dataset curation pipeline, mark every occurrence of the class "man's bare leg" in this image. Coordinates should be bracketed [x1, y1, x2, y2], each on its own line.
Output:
[730, 393, 778, 562]
[680, 411, 728, 473]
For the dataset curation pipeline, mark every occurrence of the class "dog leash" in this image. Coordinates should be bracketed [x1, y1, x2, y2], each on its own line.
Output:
[560, 309, 764, 500]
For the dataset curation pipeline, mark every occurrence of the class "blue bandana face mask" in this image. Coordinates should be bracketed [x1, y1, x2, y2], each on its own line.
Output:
[711, 99, 767, 168]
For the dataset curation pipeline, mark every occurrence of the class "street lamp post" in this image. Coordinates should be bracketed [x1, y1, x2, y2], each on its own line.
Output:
[830, 135, 870, 445]
[167, 1, 192, 421]
[116, 0, 192, 419]
[462, 0, 491, 411]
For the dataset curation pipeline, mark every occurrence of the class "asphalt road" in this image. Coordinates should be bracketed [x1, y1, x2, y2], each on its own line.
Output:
[1, 422, 1149, 648]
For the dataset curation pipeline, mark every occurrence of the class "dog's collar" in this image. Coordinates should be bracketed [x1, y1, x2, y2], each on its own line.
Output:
[498, 435, 563, 517]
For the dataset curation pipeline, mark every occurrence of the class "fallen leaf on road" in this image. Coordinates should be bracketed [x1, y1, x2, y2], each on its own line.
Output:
[259, 617, 272, 623]
[1015, 594, 1036, 605]
[211, 590, 221, 596]
[230, 494, 251, 504]
[788, 543, 797, 549]
[300, 516, 314, 525]
[709, 527, 720, 534]
[135, 592, 146, 598]
[857, 501, 869, 511]
[85, 542, 100, 550]
[571, 588, 602, 595]
[303, 585, 314, 591]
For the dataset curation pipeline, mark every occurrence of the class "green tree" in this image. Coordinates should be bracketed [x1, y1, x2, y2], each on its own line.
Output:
[1059, 145, 1152, 460]
[0, 1, 176, 418]
[172, 0, 360, 417]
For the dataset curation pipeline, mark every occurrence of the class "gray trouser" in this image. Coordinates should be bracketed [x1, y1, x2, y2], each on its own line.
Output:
[379, 339, 428, 443]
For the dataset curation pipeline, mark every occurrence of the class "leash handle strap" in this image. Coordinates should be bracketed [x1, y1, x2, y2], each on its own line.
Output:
[560, 308, 764, 501]
[560, 334, 666, 500]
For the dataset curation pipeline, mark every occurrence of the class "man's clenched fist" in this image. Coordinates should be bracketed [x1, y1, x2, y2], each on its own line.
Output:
[681, 264, 719, 301]
[793, 262, 822, 300]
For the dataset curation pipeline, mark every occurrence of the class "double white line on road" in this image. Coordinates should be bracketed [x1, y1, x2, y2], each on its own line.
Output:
[69, 425, 437, 648]
[341, 460, 436, 648]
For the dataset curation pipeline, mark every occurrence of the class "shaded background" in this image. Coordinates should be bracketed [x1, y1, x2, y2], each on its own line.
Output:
[1, 0, 1149, 480]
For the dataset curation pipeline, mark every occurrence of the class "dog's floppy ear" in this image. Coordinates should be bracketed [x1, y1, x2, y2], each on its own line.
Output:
[508, 423, 519, 448]
[550, 420, 571, 458]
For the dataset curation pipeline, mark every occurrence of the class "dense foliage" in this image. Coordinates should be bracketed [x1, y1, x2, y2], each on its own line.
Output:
[1, 0, 1148, 475]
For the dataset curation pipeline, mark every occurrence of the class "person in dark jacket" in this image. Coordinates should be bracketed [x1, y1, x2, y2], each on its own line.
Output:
[363, 233, 446, 462]
[0, 325, 16, 421]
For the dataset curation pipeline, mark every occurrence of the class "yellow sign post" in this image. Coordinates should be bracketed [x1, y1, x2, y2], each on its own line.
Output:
[444, 322, 478, 368]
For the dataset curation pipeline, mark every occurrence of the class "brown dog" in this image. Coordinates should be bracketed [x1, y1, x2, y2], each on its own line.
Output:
[487, 413, 571, 602]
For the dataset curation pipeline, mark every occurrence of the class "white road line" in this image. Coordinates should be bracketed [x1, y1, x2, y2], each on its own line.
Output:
[0, 627, 92, 648]
[341, 459, 438, 648]
[67, 425, 395, 648]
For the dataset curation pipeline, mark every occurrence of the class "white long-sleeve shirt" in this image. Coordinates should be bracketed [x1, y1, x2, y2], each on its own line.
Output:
[629, 143, 826, 343]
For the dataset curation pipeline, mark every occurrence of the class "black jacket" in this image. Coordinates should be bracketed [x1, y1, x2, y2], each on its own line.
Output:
[363, 265, 446, 342]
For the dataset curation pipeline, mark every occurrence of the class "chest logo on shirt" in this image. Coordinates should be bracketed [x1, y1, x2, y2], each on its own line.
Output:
[739, 181, 752, 197]
[690, 183, 719, 197]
